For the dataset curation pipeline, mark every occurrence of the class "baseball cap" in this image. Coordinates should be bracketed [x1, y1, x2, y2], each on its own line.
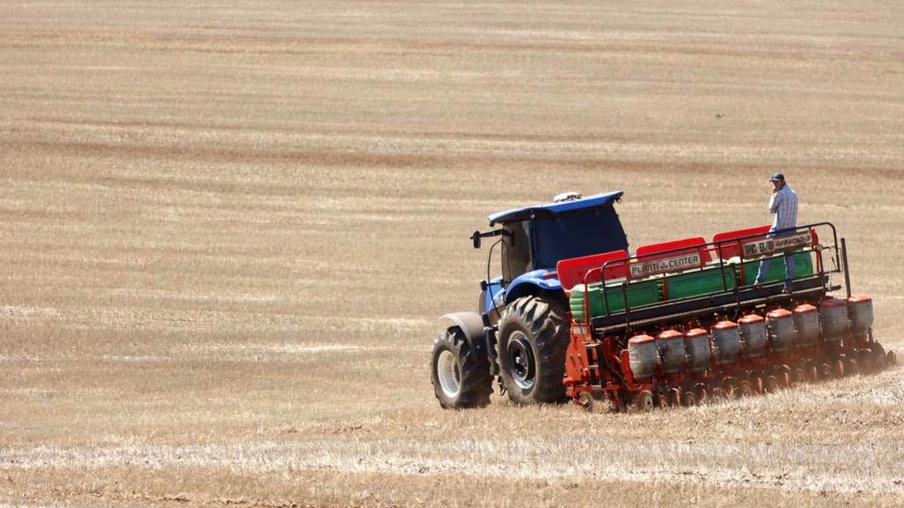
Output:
[769, 173, 785, 182]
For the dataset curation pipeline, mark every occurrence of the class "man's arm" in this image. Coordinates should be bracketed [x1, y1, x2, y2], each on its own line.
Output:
[768, 191, 780, 213]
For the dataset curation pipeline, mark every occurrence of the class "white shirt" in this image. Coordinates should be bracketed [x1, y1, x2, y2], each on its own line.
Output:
[769, 184, 798, 231]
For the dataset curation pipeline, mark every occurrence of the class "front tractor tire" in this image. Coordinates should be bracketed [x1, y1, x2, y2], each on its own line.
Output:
[496, 296, 569, 405]
[431, 328, 493, 409]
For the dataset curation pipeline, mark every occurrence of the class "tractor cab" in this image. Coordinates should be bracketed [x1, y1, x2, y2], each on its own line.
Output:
[471, 191, 629, 315]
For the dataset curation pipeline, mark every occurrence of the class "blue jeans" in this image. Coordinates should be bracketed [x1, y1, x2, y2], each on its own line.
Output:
[754, 229, 796, 290]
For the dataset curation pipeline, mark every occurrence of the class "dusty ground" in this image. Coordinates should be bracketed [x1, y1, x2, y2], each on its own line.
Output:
[2, 1, 904, 506]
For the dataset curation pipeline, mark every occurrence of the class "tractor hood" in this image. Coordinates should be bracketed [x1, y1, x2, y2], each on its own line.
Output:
[488, 191, 624, 226]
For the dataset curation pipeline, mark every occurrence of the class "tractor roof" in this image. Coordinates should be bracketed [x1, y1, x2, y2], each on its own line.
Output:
[487, 190, 624, 226]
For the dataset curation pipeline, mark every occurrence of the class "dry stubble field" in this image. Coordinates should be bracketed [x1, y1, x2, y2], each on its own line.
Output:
[2, 1, 904, 506]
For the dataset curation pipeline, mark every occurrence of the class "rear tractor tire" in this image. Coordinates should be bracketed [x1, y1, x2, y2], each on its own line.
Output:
[431, 328, 493, 409]
[496, 296, 569, 405]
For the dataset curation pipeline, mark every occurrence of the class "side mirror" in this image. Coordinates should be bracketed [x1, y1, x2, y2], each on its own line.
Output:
[471, 230, 481, 249]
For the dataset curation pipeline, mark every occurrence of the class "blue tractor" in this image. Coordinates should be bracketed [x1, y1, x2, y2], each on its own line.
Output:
[431, 191, 629, 408]
[432, 191, 891, 412]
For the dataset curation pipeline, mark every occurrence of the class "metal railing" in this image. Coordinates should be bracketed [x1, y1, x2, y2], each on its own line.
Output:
[577, 222, 841, 327]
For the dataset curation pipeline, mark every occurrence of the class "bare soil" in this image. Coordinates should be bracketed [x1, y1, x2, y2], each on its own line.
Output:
[2, 1, 904, 506]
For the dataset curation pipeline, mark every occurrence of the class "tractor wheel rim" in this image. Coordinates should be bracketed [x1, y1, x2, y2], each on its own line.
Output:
[507, 331, 536, 390]
[437, 350, 461, 398]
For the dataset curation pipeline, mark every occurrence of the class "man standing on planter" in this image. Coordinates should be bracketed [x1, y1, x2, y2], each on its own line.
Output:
[754, 173, 799, 294]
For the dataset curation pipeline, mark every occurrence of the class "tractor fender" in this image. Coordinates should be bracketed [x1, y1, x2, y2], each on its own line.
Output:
[504, 269, 564, 305]
[439, 312, 489, 363]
